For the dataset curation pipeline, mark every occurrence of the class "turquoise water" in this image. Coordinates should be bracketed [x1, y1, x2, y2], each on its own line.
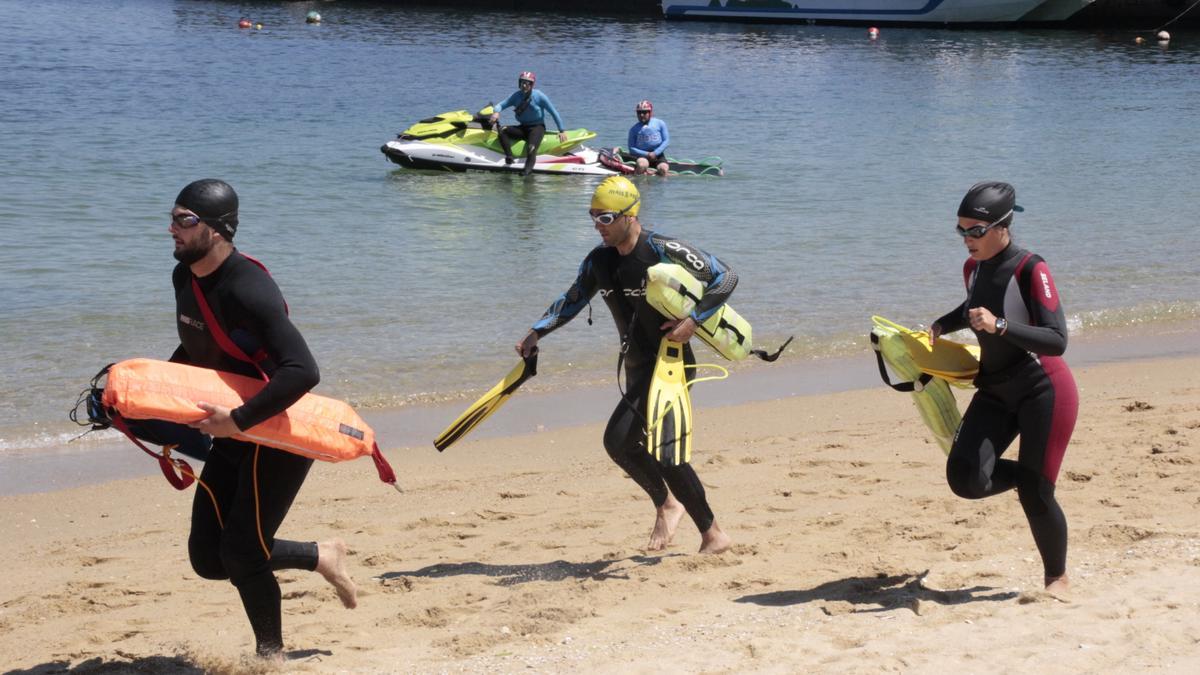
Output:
[2, 0, 1198, 451]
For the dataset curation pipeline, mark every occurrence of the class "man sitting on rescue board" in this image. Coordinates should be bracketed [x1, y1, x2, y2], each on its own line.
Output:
[168, 178, 356, 660]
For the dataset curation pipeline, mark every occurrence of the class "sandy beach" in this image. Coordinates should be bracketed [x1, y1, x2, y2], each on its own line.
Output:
[2, 354, 1199, 674]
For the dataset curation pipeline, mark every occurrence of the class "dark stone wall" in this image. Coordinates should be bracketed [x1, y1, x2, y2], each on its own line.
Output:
[1066, 0, 1200, 26]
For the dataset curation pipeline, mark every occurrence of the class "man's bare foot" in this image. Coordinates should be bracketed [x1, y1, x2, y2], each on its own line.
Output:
[255, 644, 285, 664]
[1045, 573, 1070, 599]
[316, 539, 358, 609]
[647, 497, 686, 551]
[698, 522, 732, 554]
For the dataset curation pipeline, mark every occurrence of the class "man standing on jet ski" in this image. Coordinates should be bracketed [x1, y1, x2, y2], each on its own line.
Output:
[489, 70, 568, 176]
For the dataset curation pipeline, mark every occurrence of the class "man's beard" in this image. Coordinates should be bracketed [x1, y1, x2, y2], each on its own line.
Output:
[173, 236, 214, 265]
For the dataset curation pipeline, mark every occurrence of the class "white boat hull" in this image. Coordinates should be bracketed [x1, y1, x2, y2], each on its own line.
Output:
[662, 0, 1057, 24]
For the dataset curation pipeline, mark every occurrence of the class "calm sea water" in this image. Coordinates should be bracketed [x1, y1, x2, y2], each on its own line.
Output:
[2, 0, 1198, 451]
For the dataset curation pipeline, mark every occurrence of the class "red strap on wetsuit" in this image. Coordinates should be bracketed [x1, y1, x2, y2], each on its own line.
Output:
[190, 254, 402, 491]
[190, 254, 277, 381]
[110, 414, 195, 490]
[239, 252, 288, 315]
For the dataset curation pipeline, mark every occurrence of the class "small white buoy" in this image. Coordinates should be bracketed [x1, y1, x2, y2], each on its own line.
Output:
[1134, 36, 1144, 44]
[1157, 30, 1170, 42]
[306, 11, 321, 24]
[868, 26, 880, 39]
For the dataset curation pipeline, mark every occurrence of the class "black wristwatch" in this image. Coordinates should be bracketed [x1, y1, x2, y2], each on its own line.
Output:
[995, 317, 1008, 335]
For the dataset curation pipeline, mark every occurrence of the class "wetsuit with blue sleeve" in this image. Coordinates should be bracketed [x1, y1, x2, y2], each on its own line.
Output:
[627, 118, 670, 158]
[494, 88, 566, 173]
[933, 242, 1078, 580]
[171, 251, 322, 657]
[532, 230, 736, 532]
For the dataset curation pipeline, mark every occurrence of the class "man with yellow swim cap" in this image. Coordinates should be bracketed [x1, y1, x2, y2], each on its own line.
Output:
[514, 176, 738, 554]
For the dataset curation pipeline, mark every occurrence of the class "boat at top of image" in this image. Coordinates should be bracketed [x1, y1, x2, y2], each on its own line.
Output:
[660, 0, 1099, 24]
[380, 107, 618, 176]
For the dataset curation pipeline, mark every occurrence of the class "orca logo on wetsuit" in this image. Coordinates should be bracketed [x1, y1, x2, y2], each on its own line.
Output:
[664, 241, 705, 271]
[599, 287, 646, 298]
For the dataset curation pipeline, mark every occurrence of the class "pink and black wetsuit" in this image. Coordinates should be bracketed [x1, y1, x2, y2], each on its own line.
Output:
[934, 243, 1078, 579]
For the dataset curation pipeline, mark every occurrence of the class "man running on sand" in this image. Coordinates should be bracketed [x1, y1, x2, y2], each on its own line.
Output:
[515, 176, 733, 554]
[169, 178, 357, 658]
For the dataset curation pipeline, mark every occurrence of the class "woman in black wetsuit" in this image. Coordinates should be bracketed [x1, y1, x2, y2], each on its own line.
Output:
[931, 181, 1079, 596]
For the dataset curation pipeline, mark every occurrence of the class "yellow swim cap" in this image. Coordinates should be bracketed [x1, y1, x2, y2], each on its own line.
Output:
[591, 176, 640, 217]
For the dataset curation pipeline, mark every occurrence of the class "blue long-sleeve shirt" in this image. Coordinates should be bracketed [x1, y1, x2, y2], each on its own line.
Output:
[494, 88, 565, 131]
[627, 118, 670, 157]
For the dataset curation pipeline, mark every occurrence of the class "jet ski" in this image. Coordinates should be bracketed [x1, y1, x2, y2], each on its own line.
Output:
[381, 107, 617, 176]
[597, 147, 725, 177]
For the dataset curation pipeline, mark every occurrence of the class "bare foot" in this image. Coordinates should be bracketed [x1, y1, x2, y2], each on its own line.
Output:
[1045, 573, 1070, 599]
[647, 497, 686, 551]
[316, 539, 358, 609]
[254, 643, 285, 664]
[698, 521, 732, 554]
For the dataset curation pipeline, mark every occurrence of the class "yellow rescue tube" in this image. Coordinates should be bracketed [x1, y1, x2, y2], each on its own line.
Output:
[870, 316, 977, 455]
[103, 358, 376, 464]
[645, 263, 753, 360]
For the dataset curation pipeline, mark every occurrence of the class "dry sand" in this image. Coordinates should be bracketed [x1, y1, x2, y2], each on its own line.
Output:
[2, 356, 1198, 673]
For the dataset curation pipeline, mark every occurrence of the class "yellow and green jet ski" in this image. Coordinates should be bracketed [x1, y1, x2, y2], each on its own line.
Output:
[381, 107, 618, 175]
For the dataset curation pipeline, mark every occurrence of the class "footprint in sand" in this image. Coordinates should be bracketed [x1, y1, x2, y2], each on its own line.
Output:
[475, 509, 522, 521]
[1018, 589, 1069, 604]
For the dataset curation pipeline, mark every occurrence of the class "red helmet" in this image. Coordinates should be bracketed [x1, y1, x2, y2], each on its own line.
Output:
[518, 71, 536, 85]
[635, 100, 653, 116]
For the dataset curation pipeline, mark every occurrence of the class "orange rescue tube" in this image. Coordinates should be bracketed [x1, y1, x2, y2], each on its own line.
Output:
[102, 358, 397, 486]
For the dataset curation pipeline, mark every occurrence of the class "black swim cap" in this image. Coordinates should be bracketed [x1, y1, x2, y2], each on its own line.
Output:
[957, 181, 1024, 224]
[175, 179, 239, 240]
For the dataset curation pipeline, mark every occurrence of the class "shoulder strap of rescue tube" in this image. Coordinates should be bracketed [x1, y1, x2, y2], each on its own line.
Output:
[190, 252, 283, 381]
[191, 277, 268, 381]
[870, 331, 934, 392]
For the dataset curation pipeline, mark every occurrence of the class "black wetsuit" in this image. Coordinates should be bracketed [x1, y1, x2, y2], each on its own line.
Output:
[171, 251, 321, 656]
[498, 123, 545, 174]
[934, 243, 1078, 578]
[532, 230, 737, 533]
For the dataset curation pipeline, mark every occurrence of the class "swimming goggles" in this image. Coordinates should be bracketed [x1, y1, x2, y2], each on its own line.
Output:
[170, 212, 203, 229]
[590, 199, 639, 226]
[956, 209, 1012, 239]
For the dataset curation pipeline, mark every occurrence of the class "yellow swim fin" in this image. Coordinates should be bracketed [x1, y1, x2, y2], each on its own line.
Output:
[870, 316, 966, 455]
[434, 353, 537, 451]
[646, 339, 693, 467]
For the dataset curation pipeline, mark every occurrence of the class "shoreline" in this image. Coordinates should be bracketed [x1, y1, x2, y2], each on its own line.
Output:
[2, 323, 1196, 497]
[2, 345, 1198, 671]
